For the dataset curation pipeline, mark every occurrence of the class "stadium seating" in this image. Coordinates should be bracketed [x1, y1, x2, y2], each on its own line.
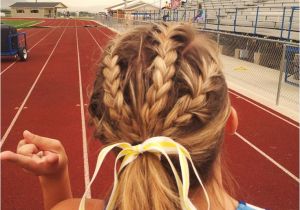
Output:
[180, 0, 299, 40]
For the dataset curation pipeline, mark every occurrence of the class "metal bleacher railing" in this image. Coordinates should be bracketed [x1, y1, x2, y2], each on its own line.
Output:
[94, 2, 299, 118]
[128, 5, 299, 41]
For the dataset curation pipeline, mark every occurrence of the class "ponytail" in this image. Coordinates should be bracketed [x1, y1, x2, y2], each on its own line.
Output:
[79, 137, 210, 210]
[114, 153, 180, 210]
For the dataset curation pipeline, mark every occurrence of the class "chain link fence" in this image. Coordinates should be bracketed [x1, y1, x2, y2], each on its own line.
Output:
[94, 16, 299, 116]
[213, 31, 299, 109]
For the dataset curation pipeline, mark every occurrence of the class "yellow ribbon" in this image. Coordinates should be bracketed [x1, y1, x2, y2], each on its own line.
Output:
[79, 136, 210, 210]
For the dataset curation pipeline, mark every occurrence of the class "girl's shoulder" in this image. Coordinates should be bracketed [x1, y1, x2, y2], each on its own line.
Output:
[237, 201, 267, 210]
[51, 198, 105, 210]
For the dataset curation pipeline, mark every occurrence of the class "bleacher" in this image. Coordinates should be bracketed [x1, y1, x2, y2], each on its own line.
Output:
[193, 0, 299, 40]
[129, 0, 299, 40]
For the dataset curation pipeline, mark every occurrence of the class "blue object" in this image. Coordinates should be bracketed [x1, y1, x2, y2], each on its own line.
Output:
[1, 24, 27, 60]
[284, 45, 299, 86]
[280, 7, 286, 39]
[287, 7, 299, 41]
[237, 201, 266, 210]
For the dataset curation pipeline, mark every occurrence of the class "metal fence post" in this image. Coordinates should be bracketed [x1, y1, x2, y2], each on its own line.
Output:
[217, 33, 220, 45]
[276, 44, 287, 105]
[254, 6, 259, 35]
[217, 8, 220, 31]
[287, 7, 295, 41]
[280, 7, 286, 39]
[204, 9, 207, 29]
[234, 8, 238, 32]
[173, 9, 175, 21]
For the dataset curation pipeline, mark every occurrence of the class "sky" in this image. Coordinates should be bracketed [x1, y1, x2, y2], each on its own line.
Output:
[2, 0, 162, 12]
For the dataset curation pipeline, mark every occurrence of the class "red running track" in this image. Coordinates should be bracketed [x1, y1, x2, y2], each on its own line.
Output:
[1, 19, 299, 210]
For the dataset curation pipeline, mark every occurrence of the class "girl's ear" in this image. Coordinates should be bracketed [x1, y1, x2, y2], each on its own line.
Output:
[225, 107, 238, 135]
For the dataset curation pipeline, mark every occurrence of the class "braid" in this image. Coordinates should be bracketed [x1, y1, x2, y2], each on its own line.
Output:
[163, 59, 224, 136]
[141, 25, 178, 134]
[102, 54, 139, 142]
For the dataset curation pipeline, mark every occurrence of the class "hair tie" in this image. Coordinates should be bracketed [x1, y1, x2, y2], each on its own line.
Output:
[79, 136, 210, 210]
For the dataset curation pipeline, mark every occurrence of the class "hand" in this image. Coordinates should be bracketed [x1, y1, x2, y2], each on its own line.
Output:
[1, 130, 68, 178]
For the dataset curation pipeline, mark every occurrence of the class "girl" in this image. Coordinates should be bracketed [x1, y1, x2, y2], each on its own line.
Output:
[1, 23, 265, 210]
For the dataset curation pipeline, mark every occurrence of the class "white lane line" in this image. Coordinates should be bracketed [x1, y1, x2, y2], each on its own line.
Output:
[235, 132, 300, 183]
[1, 22, 64, 75]
[85, 28, 103, 52]
[0, 27, 68, 148]
[229, 90, 299, 128]
[75, 20, 91, 199]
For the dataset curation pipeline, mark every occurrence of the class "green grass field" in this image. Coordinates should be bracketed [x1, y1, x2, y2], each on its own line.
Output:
[1, 19, 41, 28]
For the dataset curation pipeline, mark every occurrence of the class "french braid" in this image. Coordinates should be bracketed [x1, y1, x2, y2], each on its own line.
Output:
[163, 61, 224, 136]
[141, 25, 179, 134]
[102, 53, 140, 142]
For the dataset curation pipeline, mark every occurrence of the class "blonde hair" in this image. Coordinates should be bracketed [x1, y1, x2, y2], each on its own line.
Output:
[89, 23, 231, 210]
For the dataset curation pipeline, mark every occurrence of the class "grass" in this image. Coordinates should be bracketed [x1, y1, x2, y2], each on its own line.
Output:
[1, 19, 41, 28]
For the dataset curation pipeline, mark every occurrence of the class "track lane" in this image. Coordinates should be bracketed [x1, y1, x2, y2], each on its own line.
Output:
[1, 20, 86, 210]
[224, 134, 299, 210]
[230, 92, 299, 177]
[1, 20, 66, 138]
[76, 20, 116, 199]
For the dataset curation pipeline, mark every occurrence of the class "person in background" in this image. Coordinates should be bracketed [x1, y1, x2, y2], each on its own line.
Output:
[171, 0, 181, 9]
[1, 23, 266, 210]
[162, 1, 171, 9]
[194, 3, 205, 22]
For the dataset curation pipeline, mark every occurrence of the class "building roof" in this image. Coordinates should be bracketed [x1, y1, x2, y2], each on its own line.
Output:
[125, 2, 159, 10]
[105, 1, 134, 10]
[125, 2, 147, 10]
[10, 2, 67, 8]
[107, 1, 159, 11]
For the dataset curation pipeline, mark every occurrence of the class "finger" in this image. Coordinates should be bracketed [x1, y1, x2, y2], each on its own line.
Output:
[23, 130, 61, 151]
[17, 144, 39, 156]
[36, 151, 44, 158]
[1, 151, 35, 166]
[17, 140, 26, 150]
[1, 151, 14, 161]
[1, 152, 37, 175]
[1, 151, 60, 175]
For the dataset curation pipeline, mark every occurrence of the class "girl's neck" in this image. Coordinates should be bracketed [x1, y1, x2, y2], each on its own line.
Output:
[191, 182, 238, 210]
[191, 157, 238, 210]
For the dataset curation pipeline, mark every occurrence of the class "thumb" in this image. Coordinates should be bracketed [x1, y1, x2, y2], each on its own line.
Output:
[23, 130, 59, 151]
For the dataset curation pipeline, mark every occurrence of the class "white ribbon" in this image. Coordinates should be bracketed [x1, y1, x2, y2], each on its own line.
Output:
[79, 136, 210, 210]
